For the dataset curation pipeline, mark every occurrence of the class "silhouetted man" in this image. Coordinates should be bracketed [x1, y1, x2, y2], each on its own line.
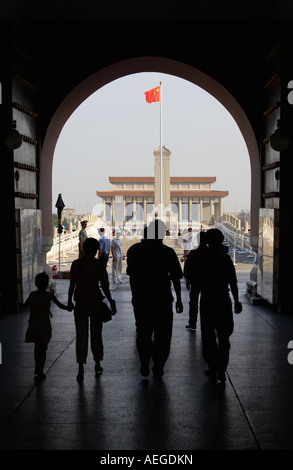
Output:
[184, 231, 208, 330]
[126, 219, 183, 377]
[186, 228, 242, 383]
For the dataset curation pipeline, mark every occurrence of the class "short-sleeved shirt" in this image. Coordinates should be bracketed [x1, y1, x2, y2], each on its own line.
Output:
[126, 240, 183, 305]
[99, 235, 111, 255]
[182, 233, 199, 254]
[79, 228, 88, 243]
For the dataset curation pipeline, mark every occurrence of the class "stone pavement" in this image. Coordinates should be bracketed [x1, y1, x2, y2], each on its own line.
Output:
[1, 259, 293, 455]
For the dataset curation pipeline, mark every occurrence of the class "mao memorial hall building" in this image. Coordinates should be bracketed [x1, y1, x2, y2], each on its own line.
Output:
[96, 146, 228, 229]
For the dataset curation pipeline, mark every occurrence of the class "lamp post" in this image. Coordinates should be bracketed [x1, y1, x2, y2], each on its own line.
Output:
[55, 194, 65, 273]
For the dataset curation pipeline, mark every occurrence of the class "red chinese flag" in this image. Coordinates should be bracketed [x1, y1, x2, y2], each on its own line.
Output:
[144, 86, 161, 103]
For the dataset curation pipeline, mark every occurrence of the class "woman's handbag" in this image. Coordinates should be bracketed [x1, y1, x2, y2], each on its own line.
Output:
[100, 301, 112, 323]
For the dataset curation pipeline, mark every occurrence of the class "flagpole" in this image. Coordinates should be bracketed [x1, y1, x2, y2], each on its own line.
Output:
[160, 81, 162, 219]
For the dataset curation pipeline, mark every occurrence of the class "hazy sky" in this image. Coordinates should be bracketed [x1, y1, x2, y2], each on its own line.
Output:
[52, 72, 251, 216]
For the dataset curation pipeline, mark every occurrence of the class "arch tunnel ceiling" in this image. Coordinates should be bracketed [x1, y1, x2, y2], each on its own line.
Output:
[3, 1, 291, 137]
[1, 0, 293, 21]
[6, 17, 285, 144]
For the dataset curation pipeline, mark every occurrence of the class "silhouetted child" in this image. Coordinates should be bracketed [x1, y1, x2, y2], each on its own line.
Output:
[25, 272, 69, 381]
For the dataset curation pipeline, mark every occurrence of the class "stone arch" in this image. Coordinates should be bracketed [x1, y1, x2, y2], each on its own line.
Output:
[40, 56, 260, 254]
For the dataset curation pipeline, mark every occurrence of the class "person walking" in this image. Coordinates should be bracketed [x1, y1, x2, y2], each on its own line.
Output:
[111, 230, 124, 285]
[183, 227, 198, 257]
[25, 272, 69, 381]
[182, 227, 199, 279]
[78, 220, 88, 257]
[98, 227, 111, 285]
[187, 228, 242, 383]
[184, 231, 208, 330]
[68, 237, 117, 381]
[126, 219, 183, 378]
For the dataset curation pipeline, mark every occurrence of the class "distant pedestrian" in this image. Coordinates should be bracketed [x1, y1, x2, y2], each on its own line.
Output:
[78, 220, 88, 257]
[111, 230, 124, 285]
[68, 237, 117, 381]
[25, 272, 69, 381]
[126, 219, 183, 378]
[183, 227, 199, 260]
[98, 227, 111, 285]
[187, 228, 242, 383]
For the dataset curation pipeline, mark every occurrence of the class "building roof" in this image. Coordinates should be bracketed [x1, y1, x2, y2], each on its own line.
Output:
[171, 190, 228, 197]
[109, 177, 154, 183]
[96, 190, 228, 197]
[97, 190, 154, 197]
[108, 176, 217, 183]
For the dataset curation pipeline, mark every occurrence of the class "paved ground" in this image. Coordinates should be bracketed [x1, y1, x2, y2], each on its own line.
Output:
[1, 252, 293, 458]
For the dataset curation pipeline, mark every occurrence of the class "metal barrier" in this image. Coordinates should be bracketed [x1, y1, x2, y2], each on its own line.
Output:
[215, 222, 255, 260]
[47, 221, 255, 269]
[46, 222, 100, 264]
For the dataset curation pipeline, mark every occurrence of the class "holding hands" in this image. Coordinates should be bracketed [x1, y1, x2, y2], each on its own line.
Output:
[67, 300, 75, 312]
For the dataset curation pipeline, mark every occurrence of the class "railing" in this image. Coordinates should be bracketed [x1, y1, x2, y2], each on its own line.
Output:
[215, 222, 255, 261]
[47, 220, 255, 269]
[46, 222, 100, 264]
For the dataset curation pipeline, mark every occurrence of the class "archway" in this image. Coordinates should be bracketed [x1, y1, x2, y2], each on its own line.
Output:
[40, 57, 260, 256]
